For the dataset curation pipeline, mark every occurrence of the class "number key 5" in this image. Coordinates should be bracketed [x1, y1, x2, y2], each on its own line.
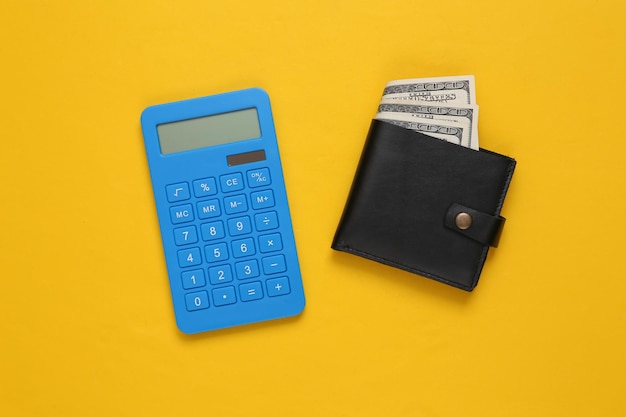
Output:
[205, 243, 229, 263]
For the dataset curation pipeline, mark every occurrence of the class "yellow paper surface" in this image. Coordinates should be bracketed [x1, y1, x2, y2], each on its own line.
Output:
[1, 1, 625, 416]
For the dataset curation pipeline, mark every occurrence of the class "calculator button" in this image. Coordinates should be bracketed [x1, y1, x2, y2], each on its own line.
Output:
[239, 282, 263, 301]
[170, 204, 194, 224]
[205, 243, 229, 263]
[267, 277, 291, 297]
[192, 177, 217, 197]
[227, 216, 252, 236]
[250, 189, 275, 210]
[181, 269, 206, 289]
[259, 233, 283, 253]
[254, 211, 279, 231]
[262, 254, 286, 275]
[224, 194, 248, 215]
[235, 259, 260, 280]
[212, 286, 237, 306]
[201, 221, 225, 241]
[166, 182, 190, 202]
[231, 238, 256, 258]
[220, 172, 244, 192]
[246, 168, 271, 188]
[197, 199, 221, 219]
[208, 264, 233, 285]
[173, 225, 198, 246]
[178, 247, 202, 267]
[185, 291, 210, 311]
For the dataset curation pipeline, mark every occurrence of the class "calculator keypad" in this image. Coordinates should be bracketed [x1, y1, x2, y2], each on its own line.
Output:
[166, 167, 293, 312]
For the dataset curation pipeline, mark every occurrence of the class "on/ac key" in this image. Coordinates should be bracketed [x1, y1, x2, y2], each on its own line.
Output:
[247, 168, 272, 187]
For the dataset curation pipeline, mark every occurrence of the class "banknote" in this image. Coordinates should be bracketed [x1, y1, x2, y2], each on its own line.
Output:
[381, 75, 476, 106]
[375, 112, 474, 149]
[377, 100, 479, 149]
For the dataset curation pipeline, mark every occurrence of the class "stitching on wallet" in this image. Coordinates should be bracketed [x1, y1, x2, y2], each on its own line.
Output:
[336, 245, 475, 291]
[465, 160, 515, 285]
[495, 160, 516, 214]
[466, 159, 515, 287]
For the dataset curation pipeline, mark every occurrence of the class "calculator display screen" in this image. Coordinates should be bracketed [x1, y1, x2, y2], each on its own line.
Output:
[157, 108, 261, 155]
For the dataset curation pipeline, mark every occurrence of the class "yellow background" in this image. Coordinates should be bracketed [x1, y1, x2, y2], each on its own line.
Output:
[1, 1, 625, 416]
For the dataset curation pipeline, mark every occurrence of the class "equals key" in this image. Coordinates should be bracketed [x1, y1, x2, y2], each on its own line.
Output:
[240, 282, 263, 301]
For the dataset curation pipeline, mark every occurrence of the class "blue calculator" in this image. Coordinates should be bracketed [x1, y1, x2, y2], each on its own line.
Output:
[140, 88, 305, 334]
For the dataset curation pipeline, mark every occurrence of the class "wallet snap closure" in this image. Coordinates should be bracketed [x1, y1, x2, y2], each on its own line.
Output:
[445, 203, 505, 247]
[455, 212, 473, 230]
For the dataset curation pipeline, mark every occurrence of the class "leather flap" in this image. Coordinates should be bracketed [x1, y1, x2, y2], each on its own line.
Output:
[444, 203, 505, 247]
[332, 119, 516, 291]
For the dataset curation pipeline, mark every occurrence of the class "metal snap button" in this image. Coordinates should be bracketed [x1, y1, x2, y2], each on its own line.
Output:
[455, 212, 472, 230]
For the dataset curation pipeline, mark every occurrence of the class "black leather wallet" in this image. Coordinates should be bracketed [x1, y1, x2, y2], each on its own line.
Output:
[332, 119, 516, 291]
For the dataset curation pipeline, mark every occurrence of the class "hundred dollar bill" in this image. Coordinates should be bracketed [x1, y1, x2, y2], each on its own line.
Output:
[377, 100, 479, 149]
[375, 112, 475, 149]
[381, 75, 476, 106]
